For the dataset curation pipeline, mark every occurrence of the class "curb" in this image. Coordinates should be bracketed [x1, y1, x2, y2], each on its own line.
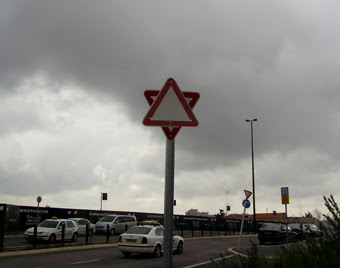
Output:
[0, 234, 257, 258]
[0, 243, 117, 258]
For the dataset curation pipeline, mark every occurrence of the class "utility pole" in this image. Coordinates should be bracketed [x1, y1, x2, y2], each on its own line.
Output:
[246, 118, 257, 234]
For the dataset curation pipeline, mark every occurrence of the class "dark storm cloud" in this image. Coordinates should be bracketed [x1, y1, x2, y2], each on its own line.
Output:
[2, 1, 339, 162]
[2, 1, 340, 214]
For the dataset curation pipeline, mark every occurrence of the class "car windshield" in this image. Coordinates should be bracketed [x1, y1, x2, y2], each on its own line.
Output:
[289, 224, 301, 229]
[38, 220, 59, 228]
[261, 224, 281, 231]
[99, 216, 116, 222]
[125, 227, 152, 235]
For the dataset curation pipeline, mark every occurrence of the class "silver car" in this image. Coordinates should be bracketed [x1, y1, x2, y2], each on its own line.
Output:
[95, 215, 137, 235]
[69, 218, 96, 235]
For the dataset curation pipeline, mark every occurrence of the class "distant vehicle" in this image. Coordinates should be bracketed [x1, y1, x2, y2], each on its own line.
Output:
[24, 218, 78, 243]
[259, 223, 272, 230]
[118, 223, 184, 258]
[322, 221, 335, 234]
[288, 223, 306, 240]
[69, 218, 96, 235]
[258, 223, 296, 245]
[138, 221, 162, 226]
[304, 224, 323, 237]
[95, 215, 137, 235]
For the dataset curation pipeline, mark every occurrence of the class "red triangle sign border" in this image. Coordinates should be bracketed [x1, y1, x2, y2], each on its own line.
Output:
[143, 78, 199, 127]
[144, 90, 199, 140]
[244, 190, 252, 200]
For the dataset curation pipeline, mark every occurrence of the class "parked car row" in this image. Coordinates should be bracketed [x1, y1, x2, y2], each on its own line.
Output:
[24, 217, 185, 259]
[258, 222, 323, 245]
[288, 223, 323, 240]
[24, 214, 137, 243]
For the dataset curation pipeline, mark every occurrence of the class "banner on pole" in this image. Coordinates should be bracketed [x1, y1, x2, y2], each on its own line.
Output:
[281, 187, 289, 204]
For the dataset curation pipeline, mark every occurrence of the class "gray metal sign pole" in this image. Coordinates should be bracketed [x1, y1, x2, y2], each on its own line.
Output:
[163, 138, 175, 268]
[285, 204, 288, 244]
[237, 207, 246, 250]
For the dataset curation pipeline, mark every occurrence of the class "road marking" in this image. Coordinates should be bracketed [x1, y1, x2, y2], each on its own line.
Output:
[72, 259, 100, 265]
[182, 255, 233, 268]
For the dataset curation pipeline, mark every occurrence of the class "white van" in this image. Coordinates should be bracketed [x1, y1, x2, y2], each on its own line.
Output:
[95, 215, 137, 235]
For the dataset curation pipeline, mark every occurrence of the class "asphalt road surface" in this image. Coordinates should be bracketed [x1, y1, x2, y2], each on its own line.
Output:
[0, 235, 263, 268]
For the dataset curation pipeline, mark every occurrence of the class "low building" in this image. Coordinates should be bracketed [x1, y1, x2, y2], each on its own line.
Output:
[226, 212, 320, 225]
[226, 212, 286, 223]
[185, 209, 211, 217]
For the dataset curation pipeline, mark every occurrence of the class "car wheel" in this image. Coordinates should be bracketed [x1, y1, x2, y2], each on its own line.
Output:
[153, 244, 162, 258]
[123, 252, 131, 258]
[110, 229, 115, 235]
[72, 232, 78, 242]
[49, 234, 56, 243]
[175, 241, 183, 254]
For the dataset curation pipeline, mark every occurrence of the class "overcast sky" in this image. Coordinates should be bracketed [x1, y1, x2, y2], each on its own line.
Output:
[1, 1, 340, 218]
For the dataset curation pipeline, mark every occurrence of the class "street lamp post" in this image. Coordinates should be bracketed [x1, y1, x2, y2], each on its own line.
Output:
[246, 118, 257, 234]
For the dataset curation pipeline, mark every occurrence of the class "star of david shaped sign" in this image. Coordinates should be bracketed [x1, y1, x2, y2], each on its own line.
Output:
[143, 78, 200, 140]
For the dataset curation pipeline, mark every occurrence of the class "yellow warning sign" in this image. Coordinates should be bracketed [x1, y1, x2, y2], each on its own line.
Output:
[281, 194, 290, 204]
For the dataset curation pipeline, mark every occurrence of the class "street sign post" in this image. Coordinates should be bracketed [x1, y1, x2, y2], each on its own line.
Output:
[100, 193, 108, 211]
[281, 187, 289, 205]
[144, 90, 200, 140]
[143, 78, 199, 268]
[238, 190, 252, 250]
[244, 190, 252, 200]
[143, 78, 199, 127]
[242, 199, 251, 208]
[281, 187, 289, 243]
[37, 196, 42, 218]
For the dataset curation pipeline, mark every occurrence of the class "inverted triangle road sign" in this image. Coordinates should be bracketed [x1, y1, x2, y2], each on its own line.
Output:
[244, 190, 252, 200]
[143, 78, 199, 127]
[144, 90, 200, 140]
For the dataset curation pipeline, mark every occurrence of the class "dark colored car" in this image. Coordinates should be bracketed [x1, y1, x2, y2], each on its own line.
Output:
[289, 223, 306, 240]
[258, 223, 296, 245]
[304, 224, 323, 237]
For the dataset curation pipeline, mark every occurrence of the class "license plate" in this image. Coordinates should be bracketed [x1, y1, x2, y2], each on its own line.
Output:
[126, 239, 137, 243]
[265, 232, 272, 235]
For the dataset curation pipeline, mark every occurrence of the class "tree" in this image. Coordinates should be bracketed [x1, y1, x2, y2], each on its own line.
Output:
[312, 208, 323, 220]
[304, 211, 313, 218]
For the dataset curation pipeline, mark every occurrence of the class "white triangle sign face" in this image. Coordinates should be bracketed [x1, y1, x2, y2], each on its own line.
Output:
[143, 78, 199, 127]
[244, 190, 252, 199]
[152, 86, 191, 121]
[144, 90, 200, 140]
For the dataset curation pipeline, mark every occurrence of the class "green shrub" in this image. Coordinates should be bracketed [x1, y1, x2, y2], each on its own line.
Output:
[212, 195, 340, 267]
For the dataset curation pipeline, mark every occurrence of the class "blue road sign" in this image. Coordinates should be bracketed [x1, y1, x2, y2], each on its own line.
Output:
[242, 199, 251, 209]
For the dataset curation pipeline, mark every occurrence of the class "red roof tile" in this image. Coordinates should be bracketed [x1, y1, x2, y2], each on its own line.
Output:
[226, 213, 286, 220]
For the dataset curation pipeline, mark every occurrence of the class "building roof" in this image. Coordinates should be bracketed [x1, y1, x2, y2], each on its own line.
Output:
[226, 212, 286, 221]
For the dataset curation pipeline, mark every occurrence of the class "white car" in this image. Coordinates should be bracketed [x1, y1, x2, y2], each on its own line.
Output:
[118, 223, 184, 258]
[24, 218, 79, 243]
[69, 218, 96, 235]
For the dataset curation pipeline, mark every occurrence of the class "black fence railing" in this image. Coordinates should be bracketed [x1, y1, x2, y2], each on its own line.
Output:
[0, 203, 263, 252]
[1, 222, 257, 252]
